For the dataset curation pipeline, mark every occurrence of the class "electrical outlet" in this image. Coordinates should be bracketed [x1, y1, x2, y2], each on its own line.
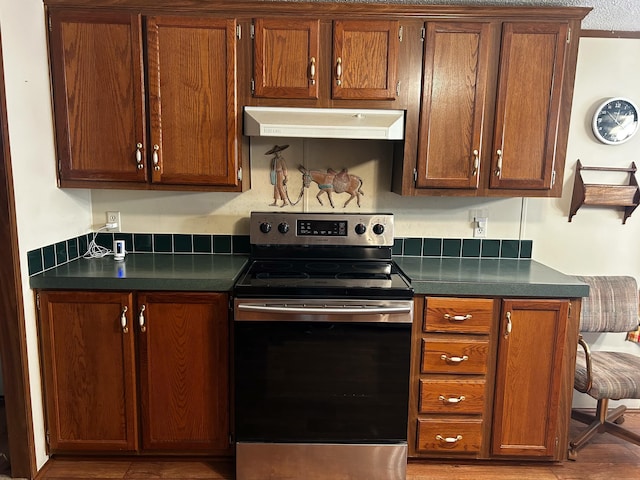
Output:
[106, 211, 121, 232]
[474, 217, 488, 238]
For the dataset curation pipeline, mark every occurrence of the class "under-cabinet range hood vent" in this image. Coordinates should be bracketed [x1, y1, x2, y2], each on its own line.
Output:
[243, 106, 405, 140]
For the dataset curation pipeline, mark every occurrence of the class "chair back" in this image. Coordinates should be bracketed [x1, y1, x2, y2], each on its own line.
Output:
[576, 276, 639, 333]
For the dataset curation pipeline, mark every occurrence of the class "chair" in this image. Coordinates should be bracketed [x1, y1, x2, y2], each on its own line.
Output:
[568, 275, 640, 460]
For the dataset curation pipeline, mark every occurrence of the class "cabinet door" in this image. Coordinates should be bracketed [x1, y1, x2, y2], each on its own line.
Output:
[38, 291, 137, 453]
[253, 18, 320, 99]
[416, 22, 492, 189]
[332, 20, 399, 100]
[137, 292, 230, 453]
[489, 22, 568, 190]
[48, 10, 147, 184]
[492, 299, 569, 458]
[147, 17, 239, 187]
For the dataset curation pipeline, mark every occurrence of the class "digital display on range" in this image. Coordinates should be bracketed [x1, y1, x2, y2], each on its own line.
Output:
[297, 220, 347, 236]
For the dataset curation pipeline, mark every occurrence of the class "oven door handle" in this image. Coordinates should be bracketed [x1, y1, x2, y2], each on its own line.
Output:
[237, 303, 412, 316]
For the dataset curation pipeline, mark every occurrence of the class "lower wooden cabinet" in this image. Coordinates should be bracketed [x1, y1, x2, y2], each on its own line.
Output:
[37, 290, 230, 455]
[409, 295, 579, 461]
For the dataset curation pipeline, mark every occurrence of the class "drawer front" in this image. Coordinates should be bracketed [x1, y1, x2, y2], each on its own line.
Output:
[424, 297, 494, 334]
[421, 339, 489, 374]
[419, 379, 485, 414]
[416, 418, 483, 454]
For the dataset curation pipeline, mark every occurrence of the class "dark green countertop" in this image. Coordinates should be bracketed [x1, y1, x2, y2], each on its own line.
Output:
[29, 253, 588, 298]
[29, 254, 249, 292]
[394, 257, 589, 298]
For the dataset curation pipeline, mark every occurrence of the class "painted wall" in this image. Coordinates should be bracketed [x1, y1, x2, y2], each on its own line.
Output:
[1, 0, 639, 470]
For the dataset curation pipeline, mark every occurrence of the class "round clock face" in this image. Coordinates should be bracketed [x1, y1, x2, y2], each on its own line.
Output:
[592, 97, 639, 145]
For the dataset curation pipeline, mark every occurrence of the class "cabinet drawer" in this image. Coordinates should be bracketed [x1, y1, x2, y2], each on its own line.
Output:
[419, 379, 485, 414]
[416, 418, 483, 454]
[424, 297, 494, 333]
[421, 338, 489, 374]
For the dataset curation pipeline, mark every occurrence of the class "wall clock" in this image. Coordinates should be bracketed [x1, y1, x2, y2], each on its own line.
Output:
[592, 97, 639, 145]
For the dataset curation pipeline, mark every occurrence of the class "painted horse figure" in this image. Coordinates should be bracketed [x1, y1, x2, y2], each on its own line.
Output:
[298, 166, 364, 208]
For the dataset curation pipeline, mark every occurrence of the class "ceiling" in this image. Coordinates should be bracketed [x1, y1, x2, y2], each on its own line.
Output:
[288, 0, 640, 31]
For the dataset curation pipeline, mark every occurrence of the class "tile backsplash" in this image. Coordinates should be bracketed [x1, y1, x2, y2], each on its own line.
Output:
[28, 231, 533, 277]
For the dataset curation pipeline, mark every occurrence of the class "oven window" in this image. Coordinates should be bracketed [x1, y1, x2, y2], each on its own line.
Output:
[234, 321, 411, 443]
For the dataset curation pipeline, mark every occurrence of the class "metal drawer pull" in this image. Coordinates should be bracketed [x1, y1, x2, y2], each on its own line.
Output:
[309, 57, 316, 85]
[439, 395, 466, 404]
[120, 306, 129, 333]
[495, 149, 503, 176]
[505, 311, 512, 338]
[443, 314, 472, 322]
[152, 144, 160, 171]
[335, 57, 342, 86]
[472, 149, 479, 176]
[139, 305, 146, 333]
[440, 354, 468, 364]
[435, 434, 463, 444]
[135, 143, 144, 170]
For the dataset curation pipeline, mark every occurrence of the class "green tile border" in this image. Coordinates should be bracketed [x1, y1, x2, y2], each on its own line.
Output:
[27, 233, 533, 277]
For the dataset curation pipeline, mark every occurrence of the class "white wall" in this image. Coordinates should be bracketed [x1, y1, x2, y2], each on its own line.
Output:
[1, 0, 640, 470]
[0, 0, 92, 469]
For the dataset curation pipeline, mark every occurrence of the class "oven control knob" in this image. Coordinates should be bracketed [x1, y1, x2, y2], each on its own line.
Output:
[278, 222, 290, 234]
[355, 223, 367, 235]
[259, 222, 272, 234]
[373, 223, 385, 235]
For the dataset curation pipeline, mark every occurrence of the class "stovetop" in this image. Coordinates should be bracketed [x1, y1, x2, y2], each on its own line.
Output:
[234, 212, 413, 300]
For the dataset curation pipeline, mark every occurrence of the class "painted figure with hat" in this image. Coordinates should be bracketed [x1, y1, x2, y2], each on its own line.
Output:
[266, 144, 289, 207]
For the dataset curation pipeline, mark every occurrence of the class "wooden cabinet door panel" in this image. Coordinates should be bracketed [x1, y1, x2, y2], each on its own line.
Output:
[491, 299, 569, 457]
[332, 20, 399, 100]
[147, 17, 238, 187]
[253, 18, 320, 99]
[137, 292, 230, 452]
[490, 22, 568, 190]
[49, 10, 147, 183]
[38, 291, 137, 452]
[416, 22, 492, 189]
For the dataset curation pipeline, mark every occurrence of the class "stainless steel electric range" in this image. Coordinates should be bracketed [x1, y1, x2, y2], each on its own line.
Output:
[233, 212, 413, 480]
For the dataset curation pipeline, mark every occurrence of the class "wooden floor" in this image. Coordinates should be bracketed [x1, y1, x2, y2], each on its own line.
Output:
[27, 412, 640, 480]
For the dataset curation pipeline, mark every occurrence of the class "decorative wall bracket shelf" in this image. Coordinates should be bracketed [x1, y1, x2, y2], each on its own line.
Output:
[569, 160, 639, 224]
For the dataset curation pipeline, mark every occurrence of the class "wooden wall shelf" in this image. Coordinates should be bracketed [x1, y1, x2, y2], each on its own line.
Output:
[569, 160, 639, 224]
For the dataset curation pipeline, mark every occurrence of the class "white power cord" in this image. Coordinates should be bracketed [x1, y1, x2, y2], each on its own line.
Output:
[83, 225, 113, 259]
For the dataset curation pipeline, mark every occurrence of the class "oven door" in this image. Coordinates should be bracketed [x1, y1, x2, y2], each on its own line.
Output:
[234, 299, 412, 443]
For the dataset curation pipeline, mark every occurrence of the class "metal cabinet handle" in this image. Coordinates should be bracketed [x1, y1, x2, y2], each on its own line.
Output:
[443, 314, 472, 322]
[472, 149, 479, 176]
[505, 311, 512, 338]
[152, 144, 160, 171]
[495, 149, 503, 176]
[120, 306, 129, 333]
[135, 143, 144, 170]
[440, 354, 468, 364]
[438, 395, 466, 404]
[309, 57, 316, 85]
[335, 57, 342, 86]
[435, 434, 463, 444]
[139, 305, 146, 333]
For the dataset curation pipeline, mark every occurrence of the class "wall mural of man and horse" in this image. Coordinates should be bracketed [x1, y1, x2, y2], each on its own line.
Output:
[265, 144, 365, 208]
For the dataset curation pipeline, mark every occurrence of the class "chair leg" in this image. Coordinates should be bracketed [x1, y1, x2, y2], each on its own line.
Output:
[569, 399, 640, 460]
[569, 399, 608, 459]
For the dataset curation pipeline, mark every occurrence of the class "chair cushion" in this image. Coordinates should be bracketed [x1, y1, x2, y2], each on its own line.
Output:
[575, 350, 640, 399]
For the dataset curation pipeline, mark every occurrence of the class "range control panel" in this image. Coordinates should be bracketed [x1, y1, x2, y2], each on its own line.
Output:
[250, 212, 394, 246]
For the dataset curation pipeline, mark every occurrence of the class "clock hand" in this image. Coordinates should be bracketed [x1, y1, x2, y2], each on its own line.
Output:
[607, 111, 622, 126]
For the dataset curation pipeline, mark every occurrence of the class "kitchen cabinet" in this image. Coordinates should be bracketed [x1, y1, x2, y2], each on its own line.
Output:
[48, 9, 243, 191]
[37, 290, 230, 454]
[492, 299, 570, 458]
[409, 295, 578, 461]
[401, 16, 583, 197]
[251, 18, 401, 103]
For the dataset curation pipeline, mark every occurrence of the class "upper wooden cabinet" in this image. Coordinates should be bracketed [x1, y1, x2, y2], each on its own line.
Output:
[251, 18, 400, 102]
[48, 9, 242, 191]
[413, 19, 573, 196]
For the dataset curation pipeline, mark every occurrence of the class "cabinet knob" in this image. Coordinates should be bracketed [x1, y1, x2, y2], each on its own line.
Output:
[505, 311, 512, 338]
[135, 143, 144, 169]
[120, 306, 129, 334]
[153, 144, 160, 172]
[335, 57, 342, 86]
[139, 305, 147, 333]
[472, 150, 479, 176]
[309, 57, 316, 85]
[495, 149, 503, 177]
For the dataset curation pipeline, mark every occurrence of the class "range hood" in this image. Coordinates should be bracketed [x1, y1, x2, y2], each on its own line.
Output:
[243, 106, 405, 140]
